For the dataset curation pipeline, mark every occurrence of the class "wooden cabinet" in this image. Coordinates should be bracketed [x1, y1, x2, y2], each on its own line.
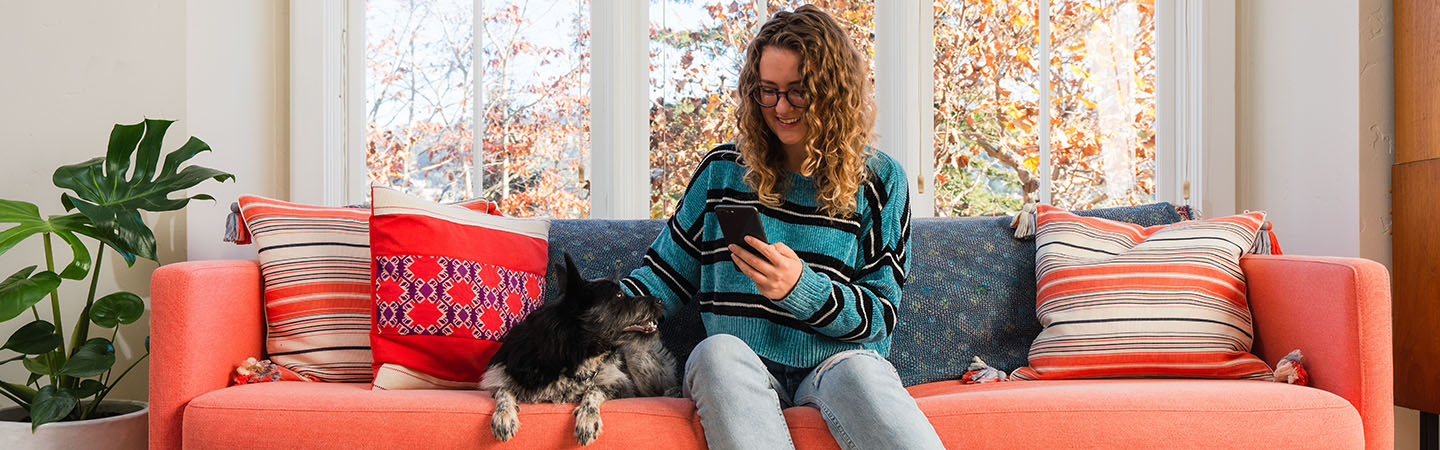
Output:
[1393, 160, 1440, 413]
[1395, 0, 1440, 445]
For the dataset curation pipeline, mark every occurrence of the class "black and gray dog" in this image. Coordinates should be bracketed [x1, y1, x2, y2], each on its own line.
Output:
[481, 254, 678, 446]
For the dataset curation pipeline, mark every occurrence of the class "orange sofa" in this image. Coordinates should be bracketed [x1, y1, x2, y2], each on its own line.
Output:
[149, 210, 1393, 449]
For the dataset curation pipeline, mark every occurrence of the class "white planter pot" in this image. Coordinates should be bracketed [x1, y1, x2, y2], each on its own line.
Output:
[0, 399, 147, 450]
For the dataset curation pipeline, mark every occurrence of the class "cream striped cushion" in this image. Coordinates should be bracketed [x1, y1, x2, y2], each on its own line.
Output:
[1010, 205, 1273, 380]
[238, 196, 375, 382]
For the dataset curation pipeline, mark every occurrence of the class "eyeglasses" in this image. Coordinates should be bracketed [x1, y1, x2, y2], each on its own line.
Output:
[751, 86, 809, 109]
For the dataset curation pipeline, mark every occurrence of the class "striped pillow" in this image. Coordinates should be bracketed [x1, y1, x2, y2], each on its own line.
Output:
[1010, 205, 1274, 380]
[237, 196, 376, 382]
[369, 186, 550, 390]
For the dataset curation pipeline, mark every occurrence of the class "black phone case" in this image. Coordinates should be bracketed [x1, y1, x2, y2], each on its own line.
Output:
[715, 205, 769, 262]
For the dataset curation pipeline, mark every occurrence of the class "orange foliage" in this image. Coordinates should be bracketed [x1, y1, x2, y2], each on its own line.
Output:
[368, 0, 1155, 220]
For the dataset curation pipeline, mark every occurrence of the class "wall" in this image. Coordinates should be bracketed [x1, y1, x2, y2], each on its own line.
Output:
[0, 0, 287, 405]
[0, 0, 189, 404]
[185, 2, 290, 260]
[1236, 0, 1403, 447]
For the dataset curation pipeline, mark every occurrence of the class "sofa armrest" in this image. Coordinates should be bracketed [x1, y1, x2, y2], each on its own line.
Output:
[148, 260, 263, 450]
[1241, 254, 1392, 450]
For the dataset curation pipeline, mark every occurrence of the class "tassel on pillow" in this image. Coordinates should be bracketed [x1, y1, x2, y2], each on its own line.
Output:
[1010, 203, 1038, 240]
[224, 202, 252, 245]
[232, 357, 307, 385]
[233, 357, 281, 385]
[962, 357, 1010, 384]
[1241, 212, 1282, 255]
[1250, 221, 1283, 255]
[1270, 349, 1309, 386]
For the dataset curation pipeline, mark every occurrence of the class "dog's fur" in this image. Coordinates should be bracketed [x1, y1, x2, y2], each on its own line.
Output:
[481, 254, 678, 445]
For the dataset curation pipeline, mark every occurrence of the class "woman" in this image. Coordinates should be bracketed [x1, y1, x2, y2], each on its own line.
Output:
[621, 6, 943, 450]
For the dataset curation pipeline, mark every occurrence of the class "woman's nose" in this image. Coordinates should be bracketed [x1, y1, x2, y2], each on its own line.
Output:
[775, 97, 796, 114]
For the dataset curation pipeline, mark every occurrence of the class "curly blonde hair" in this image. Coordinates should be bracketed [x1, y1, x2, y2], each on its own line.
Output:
[736, 5, 876, 218]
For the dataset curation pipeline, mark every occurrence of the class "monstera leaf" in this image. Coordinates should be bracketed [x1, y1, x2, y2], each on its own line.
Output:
[53, 119, 233, 263]
[0, 268, 61, 323]
[0, 200, 91, 279]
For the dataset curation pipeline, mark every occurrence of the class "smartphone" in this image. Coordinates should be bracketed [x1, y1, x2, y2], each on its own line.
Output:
[715, 205, 769, 262]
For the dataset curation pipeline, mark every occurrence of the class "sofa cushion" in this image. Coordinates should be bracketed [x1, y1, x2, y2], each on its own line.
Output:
[183, 379, 1361, 450]
[183, 382, 706, 449]
[904, 379, 1363, 449]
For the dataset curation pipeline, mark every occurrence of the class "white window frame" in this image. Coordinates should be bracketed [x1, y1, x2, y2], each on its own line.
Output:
[290, 0, 365, 207]
[1157, 0, 1237, 217]
[292, 0, 1233, 217]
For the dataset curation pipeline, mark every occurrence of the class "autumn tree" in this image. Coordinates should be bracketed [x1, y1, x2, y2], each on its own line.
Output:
[933, 0, 1155, 216]
[367, 0, 476, 203]
[367, 0, 590, 218]
[369, 0, 1154, 220]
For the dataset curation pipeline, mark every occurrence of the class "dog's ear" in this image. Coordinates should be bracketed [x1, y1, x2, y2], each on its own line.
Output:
[563, 253, 584, 298]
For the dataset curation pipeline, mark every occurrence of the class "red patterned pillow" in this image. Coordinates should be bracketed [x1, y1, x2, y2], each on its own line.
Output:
[1010, 205, 1274, 380]
[369, 186, 549, 390]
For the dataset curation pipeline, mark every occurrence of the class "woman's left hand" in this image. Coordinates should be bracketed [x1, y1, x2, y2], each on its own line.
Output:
[730, 236, 805, 300]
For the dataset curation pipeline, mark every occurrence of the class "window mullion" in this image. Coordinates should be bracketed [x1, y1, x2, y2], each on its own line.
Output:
[346, 0, 366, 204]
[291, 0, 356, 206]
[1038, 0, 1052, 205]
[876, 1, 935, 218]
[1157, 0, 1232, 215]
[590, 0, 650, 219]
[471, 0, 485, 200]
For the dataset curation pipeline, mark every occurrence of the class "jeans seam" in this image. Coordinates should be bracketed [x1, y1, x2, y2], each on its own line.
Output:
[806, 396, 858, 450]
[774, 396, 797, 449]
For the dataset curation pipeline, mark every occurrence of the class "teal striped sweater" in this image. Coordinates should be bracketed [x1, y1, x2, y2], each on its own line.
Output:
[621, 143, 911, 368]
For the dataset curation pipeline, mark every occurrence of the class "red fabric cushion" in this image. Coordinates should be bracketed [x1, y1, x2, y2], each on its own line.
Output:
[1011, 205, 1273, 380]
[900, 379, 1363, 449]
[184, 382, 706, 449]
[180, 380, 1360, 449]
[368, 186, 549, 389]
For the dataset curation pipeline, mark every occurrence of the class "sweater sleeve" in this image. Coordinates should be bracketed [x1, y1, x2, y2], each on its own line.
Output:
[619, 149, 722, 318]
[771, 162, 911, 343]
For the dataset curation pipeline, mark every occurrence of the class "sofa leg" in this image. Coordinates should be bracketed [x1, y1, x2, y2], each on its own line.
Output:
[1424, 411, 1438, 450]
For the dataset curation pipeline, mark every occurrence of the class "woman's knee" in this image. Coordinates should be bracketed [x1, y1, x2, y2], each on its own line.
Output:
[812, 350, 900, 388]
[685, 334, 764, 376]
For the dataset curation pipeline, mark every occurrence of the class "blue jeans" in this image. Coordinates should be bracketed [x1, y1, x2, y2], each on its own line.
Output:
[683, 334, 945, 450]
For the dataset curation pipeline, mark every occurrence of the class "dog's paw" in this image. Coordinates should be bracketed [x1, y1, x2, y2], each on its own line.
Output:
[491, 406, 520, 442]
[574, 410, 602, 446]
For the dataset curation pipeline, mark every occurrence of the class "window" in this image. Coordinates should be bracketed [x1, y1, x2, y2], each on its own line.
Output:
[365, 0, 475, 203]
[366, 0, 590, 218]
[932, 0, 1156, 217]
[479, 1, 591, 218]
[304, 1, 1216, 219]
[1046, 0, 1155, 211]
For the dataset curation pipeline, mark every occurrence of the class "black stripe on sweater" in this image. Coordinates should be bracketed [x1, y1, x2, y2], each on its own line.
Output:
[696, 292, 815, 333]
[642, 249, 696, 302]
